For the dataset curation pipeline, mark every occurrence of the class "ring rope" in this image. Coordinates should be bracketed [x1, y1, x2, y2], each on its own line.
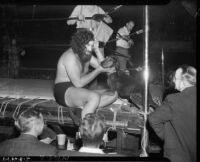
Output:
[30, 98, 50, 108]
[12, 97, 39, 120]
[57, 105, 65, 125]
[0, 98, 19, 118]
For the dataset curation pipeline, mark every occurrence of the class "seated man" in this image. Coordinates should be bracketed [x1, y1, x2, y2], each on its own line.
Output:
[54, 28, 118, 120]
[0, 108, 57, 156]
[79, 113, 106, 154]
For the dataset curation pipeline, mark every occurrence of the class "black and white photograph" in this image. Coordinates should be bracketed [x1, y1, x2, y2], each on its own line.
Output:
[0, 1, 197, 161]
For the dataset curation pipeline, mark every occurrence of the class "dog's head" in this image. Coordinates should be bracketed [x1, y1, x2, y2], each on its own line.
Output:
[101, 56, 119, 70]
[107, 71, 142, 98]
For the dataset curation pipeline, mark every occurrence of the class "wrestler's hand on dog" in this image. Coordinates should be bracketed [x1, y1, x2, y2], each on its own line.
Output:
[98, 65, 116, 74]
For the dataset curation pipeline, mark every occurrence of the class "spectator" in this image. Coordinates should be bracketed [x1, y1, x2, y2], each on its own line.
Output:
[8, 38, 26, 78]
[79, 113, 106, 154]
[0, 108, 57, 156]
[148, 65, 196, 162]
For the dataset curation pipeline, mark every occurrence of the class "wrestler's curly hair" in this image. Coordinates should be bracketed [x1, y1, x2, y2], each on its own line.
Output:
[70, 28, 94, 59]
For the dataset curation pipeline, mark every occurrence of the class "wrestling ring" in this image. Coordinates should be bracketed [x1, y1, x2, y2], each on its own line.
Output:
[0, 77, 145, 154]
[0, 5, 167, 156]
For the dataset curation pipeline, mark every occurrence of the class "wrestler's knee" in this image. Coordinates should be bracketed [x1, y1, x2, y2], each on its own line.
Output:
[88, 92, 101, 104]
[106, 91, 118, 101]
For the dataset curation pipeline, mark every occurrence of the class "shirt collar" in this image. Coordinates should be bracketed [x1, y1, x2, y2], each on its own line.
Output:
[79, 147, 104, 154]
[19, 133, 38, 141]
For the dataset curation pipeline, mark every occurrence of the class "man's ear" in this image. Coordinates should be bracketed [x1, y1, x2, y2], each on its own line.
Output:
[182, 78, 188, 87]
[176, 68, 183, 80]
[77, 130, 81, 139]
[39, 113, 43, 119]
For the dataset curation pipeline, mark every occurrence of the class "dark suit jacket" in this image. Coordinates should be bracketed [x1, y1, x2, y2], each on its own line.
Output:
[0, 134, 58, 156]
[149, 86, 196, 162]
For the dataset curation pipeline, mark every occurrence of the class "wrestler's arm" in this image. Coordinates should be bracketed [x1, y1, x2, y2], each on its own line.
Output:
[94, 44, 105, 62]
[104, 15, 112, 24]
[90, 56, 100, 69]
[89, 45, 105, 68]
[65, 54, 102, 88]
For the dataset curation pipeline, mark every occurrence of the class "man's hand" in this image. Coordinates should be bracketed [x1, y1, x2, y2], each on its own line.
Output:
[40, 137, 54, 144]
[103, 14, 112, 23]
[98, 65, 116, 74]
[93, 41, 104, 63]
[93, 40, 100, 50]
[101, 56, 116, 68]
[152, 96, 162, 106]
[78, 14, 85, 21]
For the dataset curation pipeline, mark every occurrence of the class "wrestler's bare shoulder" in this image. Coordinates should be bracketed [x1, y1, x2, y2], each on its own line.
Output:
[60, 48, 76, 61]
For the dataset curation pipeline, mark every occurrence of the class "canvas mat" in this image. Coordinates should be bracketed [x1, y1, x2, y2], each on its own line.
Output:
[0, 78, 54, 100]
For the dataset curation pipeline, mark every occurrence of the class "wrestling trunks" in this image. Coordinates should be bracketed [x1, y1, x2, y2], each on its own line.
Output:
[54, 82, 74, 107]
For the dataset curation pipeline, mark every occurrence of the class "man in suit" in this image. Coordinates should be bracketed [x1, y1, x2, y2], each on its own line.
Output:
[0, 108, 58, 156]
[148, 65, 196, 162]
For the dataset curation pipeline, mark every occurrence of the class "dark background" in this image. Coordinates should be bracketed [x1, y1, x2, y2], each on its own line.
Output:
[0, 0, 197, 73]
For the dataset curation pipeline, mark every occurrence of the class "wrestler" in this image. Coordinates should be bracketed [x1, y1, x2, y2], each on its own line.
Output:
[54, 28, 118, 119]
